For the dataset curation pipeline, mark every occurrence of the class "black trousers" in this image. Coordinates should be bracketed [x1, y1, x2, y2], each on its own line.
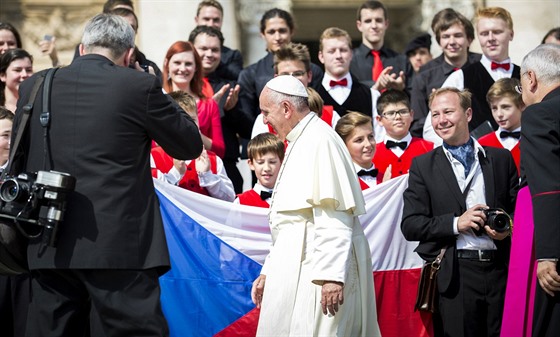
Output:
[25, 269, 168, 337]
[0, 273, 30, 337]
[223, 159, 243, 194]
[533, 263, 560, 337]
[437, 258, 507, 337]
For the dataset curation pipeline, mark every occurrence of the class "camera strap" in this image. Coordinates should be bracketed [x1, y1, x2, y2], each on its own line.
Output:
[40, 67, 59, 170]
[1, 67, 59, 182]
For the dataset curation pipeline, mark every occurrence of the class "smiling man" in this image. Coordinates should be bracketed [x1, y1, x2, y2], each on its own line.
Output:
[194, 0, 243, 81]
[402, 87, 518, 337]
[189, 25, 250, 194]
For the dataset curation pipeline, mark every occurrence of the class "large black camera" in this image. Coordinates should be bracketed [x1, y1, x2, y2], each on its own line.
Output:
[478, 208, 512, 234]
[0, 170, 76, 247]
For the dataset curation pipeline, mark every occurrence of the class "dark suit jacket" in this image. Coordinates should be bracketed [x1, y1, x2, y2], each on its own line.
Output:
[12, 54, 203, 274]
[237, 52, 324, 121]
[215, 45, 243, 82]
[401, 145, 518, 293]
[315, 74, 373, 118]
[207, 72, 252, 160]
[350, 43, 413, 93]
[520, 86, 560, 260]
[409, 52, 482, 137]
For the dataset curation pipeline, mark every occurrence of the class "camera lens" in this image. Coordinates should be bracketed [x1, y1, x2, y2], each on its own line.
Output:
[0, 179, 21, 202]
[488, 213, 510, 232]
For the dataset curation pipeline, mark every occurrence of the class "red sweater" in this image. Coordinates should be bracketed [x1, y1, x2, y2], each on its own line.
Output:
[373, 137, 433, 178]
[151, 146, 218, 196]
[478, 132, 521, 173]
[236, 189, 270, 208]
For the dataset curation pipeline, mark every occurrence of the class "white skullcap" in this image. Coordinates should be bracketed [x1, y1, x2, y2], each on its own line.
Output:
[265, 75, 308, 98]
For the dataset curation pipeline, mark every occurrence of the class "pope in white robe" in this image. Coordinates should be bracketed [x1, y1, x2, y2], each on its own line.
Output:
[251, 76, 381, 337]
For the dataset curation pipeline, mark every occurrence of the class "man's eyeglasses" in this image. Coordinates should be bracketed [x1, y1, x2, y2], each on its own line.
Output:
[278, 70, 307, 77]
[381, 109, 411, 120]
[515, 71, 529, 94]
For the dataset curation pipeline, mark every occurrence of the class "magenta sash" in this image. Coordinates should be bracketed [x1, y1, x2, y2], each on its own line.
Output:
[500, 186, 537, 337]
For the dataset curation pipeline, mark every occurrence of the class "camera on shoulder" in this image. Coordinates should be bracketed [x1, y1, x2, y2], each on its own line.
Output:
[0, 170, 76, 247]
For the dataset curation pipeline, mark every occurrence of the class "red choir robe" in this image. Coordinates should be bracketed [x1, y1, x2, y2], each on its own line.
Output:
[478, 132, 521, 173]
[151, 146, 218, 196]
[373, 137, 433, 178]
[236, 189, 270, 208]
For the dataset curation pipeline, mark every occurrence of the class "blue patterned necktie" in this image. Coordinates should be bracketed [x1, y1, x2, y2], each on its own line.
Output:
[444, 138, 475, 177]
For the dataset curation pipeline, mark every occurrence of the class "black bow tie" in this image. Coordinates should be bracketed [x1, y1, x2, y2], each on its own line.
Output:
[386, 140, 407, 150]
[357, 169, 378, 177]
[499, 131, 521, 139]
[260, 190, 273, 200]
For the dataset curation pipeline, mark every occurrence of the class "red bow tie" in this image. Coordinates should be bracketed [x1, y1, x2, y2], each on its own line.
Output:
[491, 62, 510, 71]
[329, 78, 348, 87]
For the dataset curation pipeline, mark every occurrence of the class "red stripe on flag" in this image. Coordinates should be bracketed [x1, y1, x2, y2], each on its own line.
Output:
[214, 308, 260, 337]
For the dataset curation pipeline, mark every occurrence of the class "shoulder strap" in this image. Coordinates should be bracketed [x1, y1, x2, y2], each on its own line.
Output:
[1, 69, 54, 181]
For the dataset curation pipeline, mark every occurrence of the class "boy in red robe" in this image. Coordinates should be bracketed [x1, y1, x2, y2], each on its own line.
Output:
[373, 89, 433, 179]
[235, 133, 284, 208]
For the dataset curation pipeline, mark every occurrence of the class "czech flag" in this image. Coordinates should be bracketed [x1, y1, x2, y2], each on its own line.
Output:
[155, 175, 433, 337]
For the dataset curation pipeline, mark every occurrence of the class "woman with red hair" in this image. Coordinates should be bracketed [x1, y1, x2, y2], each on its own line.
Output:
[162, 41, 225, 158]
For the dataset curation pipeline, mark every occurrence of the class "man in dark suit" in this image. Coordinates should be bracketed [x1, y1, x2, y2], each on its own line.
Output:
[350, 1, 412, 92]
[401, 87, 518, 337]
[194, 0, 243, 82]
[519, 43, 560, 337]
[190, 25, 252, 193]
[12, 14, 202, 336]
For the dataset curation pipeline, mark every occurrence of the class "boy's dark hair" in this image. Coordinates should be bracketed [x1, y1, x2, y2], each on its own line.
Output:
[376, 89, 411, 115]
[274, 42, 311, 73]
[189, 25, 224, 47]
[247, 133, 285, 162]
[103, 0, 134, 13]
[0, 106, 14, 120]
[357, 1, 387, 21]
[260, 8, 294, 34]
[431, 8, 475, 44]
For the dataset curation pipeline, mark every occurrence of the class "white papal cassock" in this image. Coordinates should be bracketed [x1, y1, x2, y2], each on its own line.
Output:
[256, 113, 382, 337]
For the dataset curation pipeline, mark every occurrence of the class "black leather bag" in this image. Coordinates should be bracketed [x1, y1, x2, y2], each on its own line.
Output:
[0, 67, 58, 276]
[414, 248, 446, 313]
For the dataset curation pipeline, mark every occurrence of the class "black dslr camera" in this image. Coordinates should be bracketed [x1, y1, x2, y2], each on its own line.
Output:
[0, 170, 76, 247]
[477, 208, 512, 234]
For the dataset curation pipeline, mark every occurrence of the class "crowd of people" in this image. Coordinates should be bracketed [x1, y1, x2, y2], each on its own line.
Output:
[0, 0, 559, 336]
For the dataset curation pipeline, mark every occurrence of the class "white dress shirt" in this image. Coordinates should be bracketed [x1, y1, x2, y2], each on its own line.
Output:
[496, 126, 521, 151]
[321, 72, 352, 105]
[443, 139, 497, 250]
[384, 133, 412, 157]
